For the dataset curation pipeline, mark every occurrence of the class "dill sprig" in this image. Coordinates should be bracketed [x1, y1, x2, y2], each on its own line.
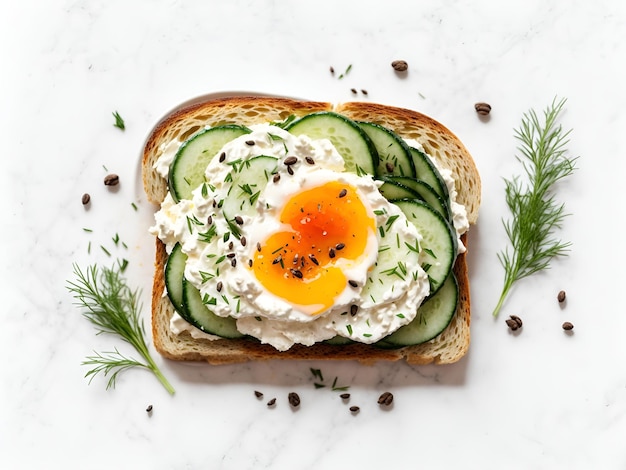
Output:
[66, 263, 175, 394]
[493, 97, 577, 317]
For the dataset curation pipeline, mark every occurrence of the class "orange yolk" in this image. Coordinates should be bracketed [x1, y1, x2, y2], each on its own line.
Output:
[253, 181, 375, 315]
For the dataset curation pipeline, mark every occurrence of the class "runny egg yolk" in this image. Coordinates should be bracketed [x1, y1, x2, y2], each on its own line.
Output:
[253, 181, 376, 315]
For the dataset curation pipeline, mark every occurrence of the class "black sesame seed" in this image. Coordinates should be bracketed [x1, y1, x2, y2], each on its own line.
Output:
[291, 269, 303, 279]
[288, 392, 301, 407]
[338, 188, 347, 198]
[219, 152, 226, 162]
[216, 281, 223, 292]
[227, 253, 236, 258]
[240, 236, 247, 246]
[349, 406, 360, 413]
[146, 405, 153, 413]
[350, 304, 358, 316]
[273, 173, 281, 183]
[267, 398, 276, 407]
[207, 215, 213, 225]
[245, 140, 255, 146]
[335, 243, 345, 251]
[308, 254, 319, 265]
[284, 156, 298, 166]
[287, 165, 294, 175]
[348, 280, 358, 288]
[329, 248, 336, 258]
[254, 390, 263, 398]
[305, 156, 315, 165]
[340, 393, 351, 400]
[272, 255, 282, 265]
[231, 258, 237, 267]
[228, 241, 234, 250]
[257, 242, 262, 252]
[248, 259, 253, 267]
[234, 215, 244, 225]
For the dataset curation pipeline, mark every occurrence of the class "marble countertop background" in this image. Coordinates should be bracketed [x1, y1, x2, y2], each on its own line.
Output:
[2, 1, 626, 468]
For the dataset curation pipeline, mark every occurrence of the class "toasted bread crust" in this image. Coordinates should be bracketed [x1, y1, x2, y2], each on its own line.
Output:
[144, 96, 480, 365]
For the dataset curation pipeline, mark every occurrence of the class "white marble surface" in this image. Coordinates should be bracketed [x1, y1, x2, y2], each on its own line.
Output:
[2, 0, 626, 468]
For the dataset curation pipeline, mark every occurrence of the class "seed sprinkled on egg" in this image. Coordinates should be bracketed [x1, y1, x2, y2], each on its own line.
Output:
[291, 269, 303, 279]
[336, 243, 345, 250]
[240, 236, 247, 246]
[308, 254, 319, 265]
[348, 280, 358, 288]
[287, 165, 294, 175]
[305, 156, 315, 165]
[216, 281, 223, 292]
[273, 173, 281, 183]
[338, 188, 347, 198]
[219, 152, 226, 162]
[329, 248, 336, 258]
[350, 304, 359, 316]
[257, 242, 262, 252]
[284, 156, 298, 166]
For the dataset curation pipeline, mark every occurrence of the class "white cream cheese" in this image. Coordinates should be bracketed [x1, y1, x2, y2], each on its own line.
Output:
[151, 124, 465, 351]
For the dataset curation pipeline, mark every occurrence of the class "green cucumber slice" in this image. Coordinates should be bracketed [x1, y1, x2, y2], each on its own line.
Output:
[382, 273, 458, 346]
[164, 243, 186, 315]
[222, 156, 277, 220]
[358, 121, 416, 178]
[409, 147, 450, 202]
[393, 199, 457, 294]
[182, 278, 243, 339]
[169, 125, 251, 202]
[286, 112, 378, 176]
[378, 179, 419, 201]
[384, 176, 451, 221]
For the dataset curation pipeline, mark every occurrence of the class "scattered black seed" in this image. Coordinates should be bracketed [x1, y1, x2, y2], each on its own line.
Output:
[219, 152, 226, 162]
[335, 243, 345, 251]
[474, 102, 492, 116]
[558, 290, 566, 303]
[293, 254, 299, 264]
[361, 89, 368, 95]
[273, 173, 281, 183]
[287, 165, 294, 176]
[350, 304, 358, 316]
[234, 215, 244, 225]
[254, 390, 263, 398]
[385, 162, 395, 173]
[562, 321, 574, 331]
[228, 241, 234, 250]
[330, 66, 335, 75]
[207, 215, 213, 225]
[104, 174, 119, 186]
[378, 391, 394, 406]
[245, 140, 255, 146]
[288, 392, 301, 407]
[267, 398, 276, 407]
[213, 200, 217, 208]
[146, 405, 153, 413]
[391, 60, 408, 72]
[349, 406, 360, 413]
[81, 193, 91, 205]
[506, 315, 523, 331]
[329, 248, 336, 258]
[308, 254, 319, 265]
[284, 156, 298, 166]
[510, 315, 523, 328]
[305, 156, 315, 165]
[338, 188, 347, 198]
[348, 280, 358, 288]
[351, 88, 357, 94]
[340, 393, 351, 400]
[291, 269, 303, 279]
[216, 281, 223, 292]
[227, 253, 236, 258]
[257, 242, 262, 252]
[248, 259, 253, 267]
[240, 236, 247, 246]
[231, 258, 237, 267]
[272, 255, 282, 265]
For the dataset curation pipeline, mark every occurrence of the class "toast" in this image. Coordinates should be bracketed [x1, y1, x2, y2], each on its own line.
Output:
[143, 96, 481, 365]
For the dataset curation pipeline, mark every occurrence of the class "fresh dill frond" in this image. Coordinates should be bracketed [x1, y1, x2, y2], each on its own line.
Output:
[493, 97, 577, 317]
[112, 111, 125, 130]
[66, 263, 175, 394]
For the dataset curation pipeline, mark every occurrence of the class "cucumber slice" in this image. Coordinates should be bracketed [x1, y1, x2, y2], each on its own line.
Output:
[384, 176, 451, 221]
[358, 121, 416, 178]
[164, 243, 186, 315]
[182, 278, 243, 339]
[378, 179, 419, 201]
[169, 125, 251, 202]
[409, 147, 449, 202]
[393, 199, 457, 294]
[286, 112, 378, 176]
[382, 273, 458, 346]
[222, 156, 277, 220]
[323, 335, 356, 345]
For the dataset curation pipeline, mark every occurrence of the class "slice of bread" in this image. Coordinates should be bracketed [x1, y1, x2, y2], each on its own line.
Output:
[142, 96, 481, 365]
